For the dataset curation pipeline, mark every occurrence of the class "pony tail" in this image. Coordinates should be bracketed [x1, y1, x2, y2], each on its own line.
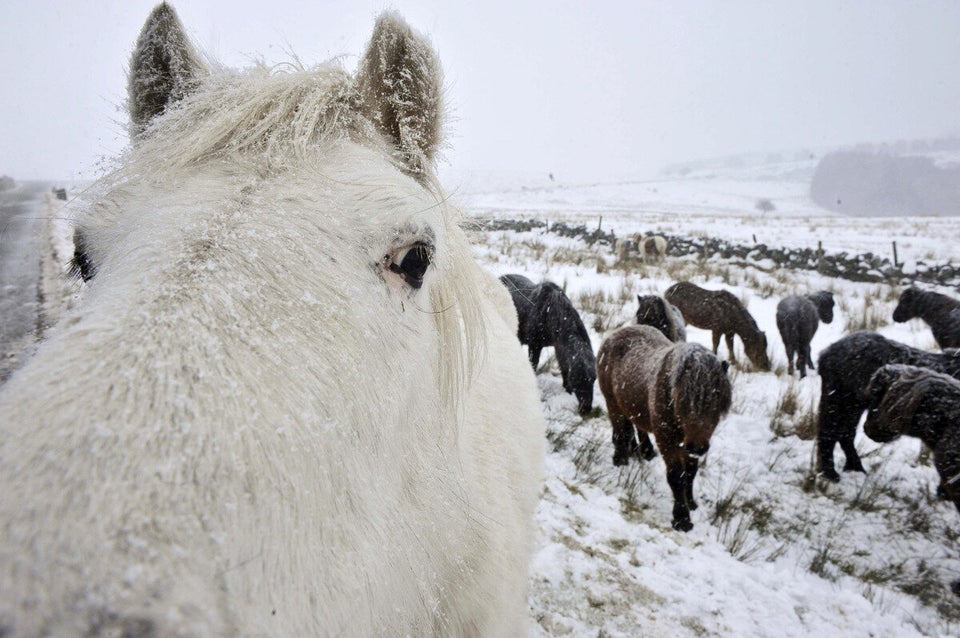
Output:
[671, 345, 732, 424]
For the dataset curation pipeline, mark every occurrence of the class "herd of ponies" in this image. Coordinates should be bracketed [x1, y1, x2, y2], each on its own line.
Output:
[1, 4, 960, 635]
[501, 272, 960, 544]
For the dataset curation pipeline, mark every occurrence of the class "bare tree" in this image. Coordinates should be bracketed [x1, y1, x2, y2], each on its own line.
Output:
[756, 198, 776, 214]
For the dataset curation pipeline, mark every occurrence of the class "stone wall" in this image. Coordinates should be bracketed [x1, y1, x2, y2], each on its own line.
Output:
[476, 218, 959, 289]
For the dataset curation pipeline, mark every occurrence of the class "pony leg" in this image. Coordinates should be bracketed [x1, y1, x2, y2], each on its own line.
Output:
[784, 347, 795, 375]
[637, 431, 657, 461]
[711, 331, 721, 355]
[805, 344, 815, 371]
[724, 333, 737, 363]
[839, 437, 865, 473]
[665, 459, 693, 532]
[683, 455, 699, 511]
[610, 414, 638, 466]
[817, 390, 862, 481]
[559, 364, 570, 393]
[528, 346, 542, 370]
[796, 350, 807, 378]
[816, 438, 840, 482]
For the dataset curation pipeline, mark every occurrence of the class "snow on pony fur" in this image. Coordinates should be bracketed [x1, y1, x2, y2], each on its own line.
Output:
[0, 4, 544, 637]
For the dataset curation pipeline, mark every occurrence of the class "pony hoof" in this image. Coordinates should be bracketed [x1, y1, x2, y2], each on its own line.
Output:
[640, 448, 658, 461]
[672, 519, 693, 532]
[843, 463, 866, 474]
[612, 454, 630, 467]
[817, 469, 841, 483]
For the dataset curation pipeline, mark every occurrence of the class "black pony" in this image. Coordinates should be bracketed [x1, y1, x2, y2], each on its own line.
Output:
[864, 363, 960, 598]
[816, 331, 960, 482]
[864, 364, 960, 512]
[775, 291, 834, 378]
[893, 287, 960, 349]
[635, 294, 686, 342]
[500, 274, 596, 414]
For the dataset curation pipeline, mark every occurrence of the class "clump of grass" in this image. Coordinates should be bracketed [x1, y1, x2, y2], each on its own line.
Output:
[743, 271, 786, 300]
[769, 380, 819, 441]
[900, 559, 950, 609]
[711, 472, 784, 563]
[572, 428, 608, 484]
[840, 287, 889, 332]
[616, 462, 649, 508]
[847, 472, 897, 514]
[545, 421, 579, 453]
[717, 510, 765, 562]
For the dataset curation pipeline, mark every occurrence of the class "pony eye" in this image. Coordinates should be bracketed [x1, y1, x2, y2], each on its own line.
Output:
[387, 241, 433, 289]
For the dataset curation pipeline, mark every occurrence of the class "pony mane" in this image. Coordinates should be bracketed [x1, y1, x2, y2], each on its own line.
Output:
[127, 62, 381, 178]
[427, 196, 489, 410]
[540, 282, 590, 343]
[671, 344, 732, 423]
[873, 365, 959, 438]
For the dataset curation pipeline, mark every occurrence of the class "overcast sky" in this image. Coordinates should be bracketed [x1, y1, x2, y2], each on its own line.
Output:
[1, 1, 958, 183]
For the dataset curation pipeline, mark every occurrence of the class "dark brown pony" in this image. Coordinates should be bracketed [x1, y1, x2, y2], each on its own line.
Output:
[597, 325, 732, 531]
[665, 281, 771, 371]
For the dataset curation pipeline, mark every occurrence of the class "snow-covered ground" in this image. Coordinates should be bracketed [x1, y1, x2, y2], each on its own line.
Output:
[454, 160, 960, 636]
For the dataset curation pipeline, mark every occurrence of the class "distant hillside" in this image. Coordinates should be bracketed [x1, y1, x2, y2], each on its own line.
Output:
[811, 147, 960, 217]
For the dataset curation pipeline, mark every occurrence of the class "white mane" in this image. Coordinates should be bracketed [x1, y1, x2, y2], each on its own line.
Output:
[133, 63, 364, 173]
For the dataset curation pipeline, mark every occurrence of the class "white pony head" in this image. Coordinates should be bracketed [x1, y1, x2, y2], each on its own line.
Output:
[0, 4, 543, 636]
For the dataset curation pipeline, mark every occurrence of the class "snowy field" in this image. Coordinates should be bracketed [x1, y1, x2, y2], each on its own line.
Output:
[452, 162, 960, 636]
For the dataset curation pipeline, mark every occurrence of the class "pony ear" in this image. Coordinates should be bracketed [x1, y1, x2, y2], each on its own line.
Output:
[355, 12, 443, 175]
[128, 3, 206, 138]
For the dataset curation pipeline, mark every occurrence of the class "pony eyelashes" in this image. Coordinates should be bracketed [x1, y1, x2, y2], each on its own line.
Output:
[383, 239, 434, 290]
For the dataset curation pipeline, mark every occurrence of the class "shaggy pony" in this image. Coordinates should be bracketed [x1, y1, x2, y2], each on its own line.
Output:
[893, 287, 960, 349]
[597, 325, 731, 531]
[500, 273, 596, 414]
[864, 364, 960, 512]
[633, 234, 668, 262]
[815, 331, 960, 482]
[0, 5, 544, 636]
[665, 281, 771, 371]
[775, 291, 834, 378]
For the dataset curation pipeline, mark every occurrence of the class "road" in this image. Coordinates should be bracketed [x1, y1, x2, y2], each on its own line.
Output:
[0, 181, 52, 382]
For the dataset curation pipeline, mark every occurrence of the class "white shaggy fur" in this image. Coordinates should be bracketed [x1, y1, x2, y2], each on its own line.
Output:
[633, 233, 668, 263]
[0, 6, 543, 637]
